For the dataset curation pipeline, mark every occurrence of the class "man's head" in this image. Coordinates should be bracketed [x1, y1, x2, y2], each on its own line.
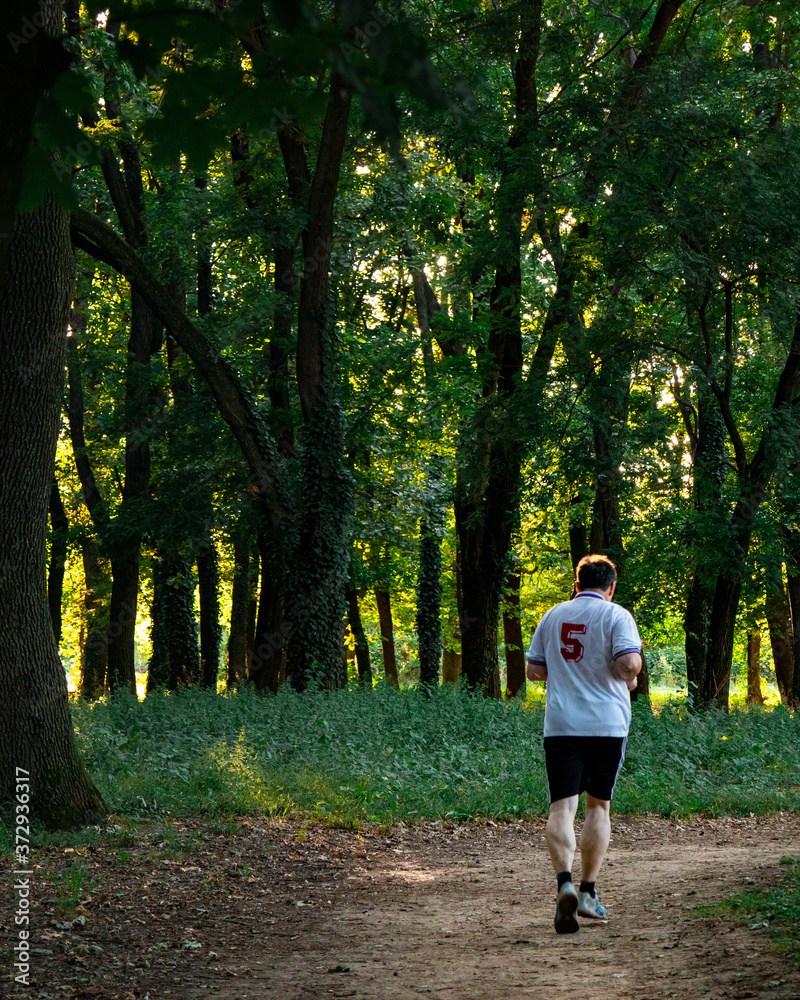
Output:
[575, 554, 618, 598]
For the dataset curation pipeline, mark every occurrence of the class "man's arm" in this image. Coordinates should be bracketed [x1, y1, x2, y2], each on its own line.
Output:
[611, 651, 641, 691]
[527, 658, 547, 681]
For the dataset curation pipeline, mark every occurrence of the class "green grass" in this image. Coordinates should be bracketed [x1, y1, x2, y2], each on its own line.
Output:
[704, 857, 800, 967]
[63, 685, 800, 826]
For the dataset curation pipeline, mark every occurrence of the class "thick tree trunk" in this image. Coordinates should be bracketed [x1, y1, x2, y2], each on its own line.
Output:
[765, 582, 794, 706]
[196, 533, 222, 690]
[456, 453, 517, 699]
[79, 537, 109, 700]
[568, 495, 588, 572]
[503, 569, 526, 699]
[106, 552, 139, 694]
[0, 1, 72, 278]
[442, 642, 463, 684]
[374, 588, 399, 688]
[284, 313, 353, 692]
[48, 478, 69, 645]
[250, 534, 284, 693]
[684, 569, 715, 708]
[346, 589, 372, 686]
[227, 534, 251, 687]
[787, 566, 800, 709]
[681, 396, 727, 708]
[706, 574, 743, 709]
[417, 514, 442, 688]
[746, 630, 764, 705]
[0, 195, 106, 827]
[146, 548, 200, 693]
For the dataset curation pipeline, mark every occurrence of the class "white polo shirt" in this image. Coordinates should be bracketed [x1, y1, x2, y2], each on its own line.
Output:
[526, 591, 641, 738]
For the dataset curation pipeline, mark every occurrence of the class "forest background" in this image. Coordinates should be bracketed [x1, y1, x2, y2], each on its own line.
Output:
[2, 0, 800, 833]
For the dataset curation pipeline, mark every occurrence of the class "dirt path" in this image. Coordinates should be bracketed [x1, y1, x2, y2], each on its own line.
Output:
[3, 814, 800, 1000]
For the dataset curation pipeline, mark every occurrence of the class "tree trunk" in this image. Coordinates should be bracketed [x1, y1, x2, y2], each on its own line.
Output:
[503, 569, 526, 699]
[417, 514, 443, 688]
[684, 568, 715, 708]
[227, 534, 251, 687]
[196, 532, 222, 690]
[765, 581, 794, 706]
[250, 533, 284, 693]
[0, 0, 72, 279]
[442, 643, 463, 684]
[374, 588, 399, 688]
[443, 560, 463, 684]
[681, 395, 727, 708]
[106, 552, 140, 694]
[79, 537, 109, 700]
[456, 476, 508, 698]
[48, 478, 69, 645]
[284, 312, 353, 692]
[246, 544, 259, 673]
[746, 629, 764, 705]
[0, 194, 106, 827]
[146, 548, 200, 693]
[568, 495, 588, 572]
[346, 589, 372, 686]
[787, 566, 800, 709]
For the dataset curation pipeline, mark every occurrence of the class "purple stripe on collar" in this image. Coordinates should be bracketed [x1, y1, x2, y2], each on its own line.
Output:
[575, 592, 605, 600]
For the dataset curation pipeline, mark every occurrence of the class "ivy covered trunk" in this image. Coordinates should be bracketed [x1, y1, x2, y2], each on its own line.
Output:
[284, 311, 353, 692]
[146, 548, 200, 692]
[0, 195, 105, 827]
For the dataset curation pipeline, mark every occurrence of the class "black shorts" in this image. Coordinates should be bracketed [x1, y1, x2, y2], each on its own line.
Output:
[543, 736, 627, 803]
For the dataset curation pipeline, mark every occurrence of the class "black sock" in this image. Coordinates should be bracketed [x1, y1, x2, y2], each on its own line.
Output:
[579, 880, 596, 897]
[557, 871, 572, 889]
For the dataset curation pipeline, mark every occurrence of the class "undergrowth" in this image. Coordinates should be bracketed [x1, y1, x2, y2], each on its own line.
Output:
[66, 685, 800, 826]
[706, 857, 800, 968]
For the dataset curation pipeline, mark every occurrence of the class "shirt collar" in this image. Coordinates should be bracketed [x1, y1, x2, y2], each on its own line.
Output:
[575, 591, 605, 600]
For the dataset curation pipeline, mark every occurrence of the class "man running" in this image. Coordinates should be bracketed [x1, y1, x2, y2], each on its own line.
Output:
[526, 554, 642, 934]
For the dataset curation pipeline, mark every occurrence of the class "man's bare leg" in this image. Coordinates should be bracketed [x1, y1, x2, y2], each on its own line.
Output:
[580, 794, 611, 882]
[545, 794, 579, 873]
[576, 795, 611, 919]
[546, 795, 581, 933]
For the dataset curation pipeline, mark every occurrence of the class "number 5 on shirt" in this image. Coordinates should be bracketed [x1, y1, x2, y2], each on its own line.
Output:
[560, 622, 586, 662]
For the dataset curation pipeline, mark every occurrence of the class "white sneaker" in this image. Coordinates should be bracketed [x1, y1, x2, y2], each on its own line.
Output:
[554, 881, 580, 934]
[577, 890, 607, 919]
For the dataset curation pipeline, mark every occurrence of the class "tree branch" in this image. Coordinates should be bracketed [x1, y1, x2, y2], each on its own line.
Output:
[69, 208, 285, 520]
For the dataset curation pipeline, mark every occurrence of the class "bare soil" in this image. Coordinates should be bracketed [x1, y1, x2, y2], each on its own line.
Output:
[3, 813, 800, 1000]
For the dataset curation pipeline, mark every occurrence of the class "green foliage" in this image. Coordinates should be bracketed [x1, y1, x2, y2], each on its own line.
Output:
[71, 688, 800, 826]
[49, 862, 96, 911]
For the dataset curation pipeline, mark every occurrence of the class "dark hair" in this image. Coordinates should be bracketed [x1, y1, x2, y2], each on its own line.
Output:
[576, 554, 617, 592]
